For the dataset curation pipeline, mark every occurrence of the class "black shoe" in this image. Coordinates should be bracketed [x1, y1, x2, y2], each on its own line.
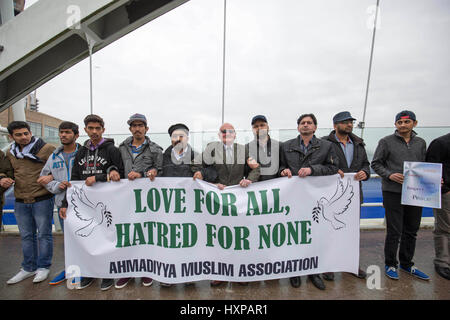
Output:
[322, 272, 334, 281]
[308, 274, 325, 290]
[77, 277, 94, 290]
[236, 282, 248, 286]
[100, 278, 114, 291]
[435, 266, 450, 280]
[356, 268, 367, 279]
[289, 276, 301, 288]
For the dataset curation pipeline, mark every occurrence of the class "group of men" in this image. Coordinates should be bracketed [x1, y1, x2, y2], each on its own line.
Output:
[0, 109, 448, 293]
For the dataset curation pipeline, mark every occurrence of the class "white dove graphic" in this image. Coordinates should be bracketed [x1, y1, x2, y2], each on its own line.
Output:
[70, 186, 111, 237]
[316, 178, 354, 230]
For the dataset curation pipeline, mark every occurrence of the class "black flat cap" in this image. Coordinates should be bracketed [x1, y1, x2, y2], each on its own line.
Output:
[333, 111, 356, 124]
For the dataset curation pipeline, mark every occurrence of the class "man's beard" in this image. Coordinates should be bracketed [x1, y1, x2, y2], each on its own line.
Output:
[173, 140, 186, 151]
[336, 127, 352, 135]
[256, 131, 268, 140]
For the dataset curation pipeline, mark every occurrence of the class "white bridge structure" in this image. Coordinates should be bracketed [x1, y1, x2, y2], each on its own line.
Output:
[0, 0, 189, 113]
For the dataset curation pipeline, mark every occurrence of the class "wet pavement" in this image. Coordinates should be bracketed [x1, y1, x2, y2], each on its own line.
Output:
[0, 229, 448, 300]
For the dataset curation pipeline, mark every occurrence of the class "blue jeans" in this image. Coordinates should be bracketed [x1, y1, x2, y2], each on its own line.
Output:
[14, 198, 55, 272]
[57, 207, 64, 233]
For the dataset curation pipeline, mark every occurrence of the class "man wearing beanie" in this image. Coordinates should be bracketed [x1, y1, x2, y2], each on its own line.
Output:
[371, 110, 430, 281]
[162, 123, 217, 182]
[157, 123, 217, 287]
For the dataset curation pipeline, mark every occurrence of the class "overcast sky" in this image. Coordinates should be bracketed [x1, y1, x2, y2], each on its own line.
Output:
[25, 0, 450, 134]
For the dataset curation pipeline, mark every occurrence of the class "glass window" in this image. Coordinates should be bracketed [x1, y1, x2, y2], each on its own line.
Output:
[27, 121, 42, 137]
[44, 125, 59, 138]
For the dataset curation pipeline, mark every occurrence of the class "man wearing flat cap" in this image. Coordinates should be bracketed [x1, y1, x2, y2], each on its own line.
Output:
[322, 111, 370, 281]
[371, 110, 430, 281]
[116, 113, 163, 289]
[245, 115, 281, 181]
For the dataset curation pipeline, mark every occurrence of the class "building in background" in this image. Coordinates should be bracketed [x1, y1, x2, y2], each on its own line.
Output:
[0, 92, 63, 147]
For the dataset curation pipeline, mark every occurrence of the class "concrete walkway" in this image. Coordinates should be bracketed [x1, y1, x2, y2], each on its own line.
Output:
[0, 229, 448, 300]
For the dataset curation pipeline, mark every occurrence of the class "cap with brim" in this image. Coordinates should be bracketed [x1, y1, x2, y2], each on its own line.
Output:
[127, 113, 147, 126]
[395, 110, 416, 122]
[251, 115, 268, 125]
[333, 111, 356, 124]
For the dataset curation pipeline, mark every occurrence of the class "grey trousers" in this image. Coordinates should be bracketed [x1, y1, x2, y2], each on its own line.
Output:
[433, 192, 450, 268]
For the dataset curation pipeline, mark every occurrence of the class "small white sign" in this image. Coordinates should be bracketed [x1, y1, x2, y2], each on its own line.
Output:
[401, 161, 442, 208]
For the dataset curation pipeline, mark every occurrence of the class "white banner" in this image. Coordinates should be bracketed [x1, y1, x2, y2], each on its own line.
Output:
[65, 175, 360, 283]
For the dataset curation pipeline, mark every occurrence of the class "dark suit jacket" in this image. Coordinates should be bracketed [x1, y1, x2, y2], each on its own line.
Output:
[202, 141, 260, 185]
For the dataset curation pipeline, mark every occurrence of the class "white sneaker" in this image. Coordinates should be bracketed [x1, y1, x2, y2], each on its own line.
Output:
[7, 269, 37, 284]
[33, 268, 50, 283]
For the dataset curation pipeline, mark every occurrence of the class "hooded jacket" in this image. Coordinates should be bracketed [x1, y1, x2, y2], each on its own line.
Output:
[40, 143, 81, 207]
[71, 138, 124, 182]
[61, 138, 124, 208]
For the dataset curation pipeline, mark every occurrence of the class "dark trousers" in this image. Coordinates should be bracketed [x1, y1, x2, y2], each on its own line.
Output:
[382, 191, 423, 268]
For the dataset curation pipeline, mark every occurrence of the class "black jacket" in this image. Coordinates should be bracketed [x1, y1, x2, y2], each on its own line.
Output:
[279, 135, 339, 176]
[162, 145, 217, 182]
[323, 131, 370, 178]
[426, 132, 450, 194]
[323, 131, 370, 202]
[61, 138, 124, 208]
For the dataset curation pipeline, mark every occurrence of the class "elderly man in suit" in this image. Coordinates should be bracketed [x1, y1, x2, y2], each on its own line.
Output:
[202, 122, 260, 286]
[203, 123, 260, 189]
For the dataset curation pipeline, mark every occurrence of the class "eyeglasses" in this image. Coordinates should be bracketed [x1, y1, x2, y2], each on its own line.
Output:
[299, 121, 314, 126]
[221, 129, 235, 134]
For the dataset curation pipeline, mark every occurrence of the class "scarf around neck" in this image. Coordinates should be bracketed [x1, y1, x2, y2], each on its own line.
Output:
[10, 136, 46, 162]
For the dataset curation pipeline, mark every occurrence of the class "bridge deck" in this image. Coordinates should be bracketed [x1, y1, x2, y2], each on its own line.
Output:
[0, 229, 448, 301]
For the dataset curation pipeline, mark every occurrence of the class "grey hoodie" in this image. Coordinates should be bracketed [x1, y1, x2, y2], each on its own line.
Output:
[40, 144, 81, 207]
[371, 130, 426, 193]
